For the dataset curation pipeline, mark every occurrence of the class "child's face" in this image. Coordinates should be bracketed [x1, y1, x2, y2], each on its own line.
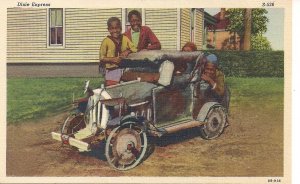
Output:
[108, 21, 121, 39]
[204, 63, 217, 79]
[129, 14, 141, 32]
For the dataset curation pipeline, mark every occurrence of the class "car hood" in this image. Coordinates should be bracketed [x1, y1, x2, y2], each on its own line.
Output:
[104, 81, 157, 104]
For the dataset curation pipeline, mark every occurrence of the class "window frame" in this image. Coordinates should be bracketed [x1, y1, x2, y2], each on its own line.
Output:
[190, 8, 196, 43]
[47, 8, 65, 48]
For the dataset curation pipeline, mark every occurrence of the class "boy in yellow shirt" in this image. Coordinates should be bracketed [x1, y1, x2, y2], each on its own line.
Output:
[100, 17, 137, 86]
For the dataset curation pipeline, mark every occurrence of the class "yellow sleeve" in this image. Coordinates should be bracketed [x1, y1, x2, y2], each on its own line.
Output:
[122, 36, 137, 53]
[99, 38, 108, 61]
[99, 38, 119, 69]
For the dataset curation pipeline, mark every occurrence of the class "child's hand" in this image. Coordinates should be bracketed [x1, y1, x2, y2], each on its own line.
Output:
[113, 57, 122, 64]
[120, 50, 131, 57]
[201, 74, 215, 87]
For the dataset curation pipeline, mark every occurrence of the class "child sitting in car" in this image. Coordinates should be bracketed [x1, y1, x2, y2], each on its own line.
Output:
[201, 54, 225, 98]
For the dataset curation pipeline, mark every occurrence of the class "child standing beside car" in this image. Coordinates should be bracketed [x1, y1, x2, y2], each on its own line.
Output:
[99, 17, 137, 86]
[124, 10, 161, 51]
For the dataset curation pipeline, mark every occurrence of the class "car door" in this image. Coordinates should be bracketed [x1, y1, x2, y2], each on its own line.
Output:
[152, 82, 193, 128]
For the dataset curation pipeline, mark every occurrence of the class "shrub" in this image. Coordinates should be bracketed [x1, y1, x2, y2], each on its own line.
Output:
[202, 51, 284, 77]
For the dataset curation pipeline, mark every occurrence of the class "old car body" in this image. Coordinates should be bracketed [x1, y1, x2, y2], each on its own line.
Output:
[51, 50, 230, 170]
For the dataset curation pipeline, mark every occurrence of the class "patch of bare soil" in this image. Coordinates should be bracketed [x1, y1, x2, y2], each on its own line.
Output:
[7, 104, 283, 176]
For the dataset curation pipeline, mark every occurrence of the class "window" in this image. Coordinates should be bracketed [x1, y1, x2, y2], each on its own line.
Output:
[49, 8, 63, 46]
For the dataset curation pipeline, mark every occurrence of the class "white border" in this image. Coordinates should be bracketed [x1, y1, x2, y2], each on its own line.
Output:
[292, 0, 299, 183]
[1, 1, 292, 183]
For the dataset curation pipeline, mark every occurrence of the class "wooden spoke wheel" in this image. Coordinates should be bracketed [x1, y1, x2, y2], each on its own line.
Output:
[61, 114, 86, 136]
[199, 106, 227, 140]
[105, 124, 148, 170]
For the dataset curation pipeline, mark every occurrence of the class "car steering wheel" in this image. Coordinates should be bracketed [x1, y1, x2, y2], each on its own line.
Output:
[188, 54, 203, 83]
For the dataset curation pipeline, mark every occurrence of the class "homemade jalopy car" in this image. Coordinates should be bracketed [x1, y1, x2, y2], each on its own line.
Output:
[51, 50, 230, 170]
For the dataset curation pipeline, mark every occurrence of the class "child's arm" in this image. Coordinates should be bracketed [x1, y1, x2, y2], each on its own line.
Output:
[119, 36, 138, 57]
[100, 57, 122, 65]
[99, 38, 123, 65]
[146, 27, 161, 50]
[120, 50, 132, 57]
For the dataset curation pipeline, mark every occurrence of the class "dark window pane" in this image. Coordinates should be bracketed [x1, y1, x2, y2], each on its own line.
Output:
[50, 28, 56, 44]
[57, 27, 63, 44]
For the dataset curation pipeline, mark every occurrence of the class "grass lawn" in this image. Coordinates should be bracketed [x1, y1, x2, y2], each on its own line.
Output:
[7, 77, 104, 124]
[7, 77, 283, 124]
[227, 77, 283, 112]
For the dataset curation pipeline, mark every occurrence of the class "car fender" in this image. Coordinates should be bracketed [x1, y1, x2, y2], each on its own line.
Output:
[120, 114, 147, 131]
[197, 102, 222, 122]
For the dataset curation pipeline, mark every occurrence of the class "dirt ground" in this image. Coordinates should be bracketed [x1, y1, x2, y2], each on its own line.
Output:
[7, 103, 283, 177]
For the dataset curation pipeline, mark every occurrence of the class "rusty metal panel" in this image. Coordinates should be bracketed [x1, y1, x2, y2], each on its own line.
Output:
[153, 84, 193, 127]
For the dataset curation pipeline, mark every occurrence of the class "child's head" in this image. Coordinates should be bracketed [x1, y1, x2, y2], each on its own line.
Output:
[128, 10, 142, 32]
[182, 42, 197, 52]
[107, 17, 122, 39]
[204, 54, 218, 79]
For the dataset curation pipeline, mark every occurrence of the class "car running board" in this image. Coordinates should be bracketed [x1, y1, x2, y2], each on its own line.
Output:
[161, 120, 206, 134]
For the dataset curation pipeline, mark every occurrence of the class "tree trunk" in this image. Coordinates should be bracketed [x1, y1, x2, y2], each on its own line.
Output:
[239, 34, 244, 50]
[242, 8, 252, 50]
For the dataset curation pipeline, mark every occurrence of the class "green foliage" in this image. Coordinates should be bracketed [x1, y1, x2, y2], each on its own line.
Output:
[7, 77, 103, 124]
[204, 51, 284, 77]
[226, 9, 269, 36]
[227, 77, 283, 110]
[7, 77, 283, 124]
[251, 34, 272, 50]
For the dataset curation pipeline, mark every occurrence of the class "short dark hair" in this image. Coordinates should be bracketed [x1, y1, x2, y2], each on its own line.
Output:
[182, 42, 197, 51]
[128, 10, 142, 21]
[107, 17, 121, 28]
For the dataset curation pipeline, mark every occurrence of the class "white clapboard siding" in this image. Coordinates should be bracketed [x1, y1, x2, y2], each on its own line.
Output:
[8, 8, 204, 63]
[7, 8, 47, 53]
[65, 9, 121, 52]
[145, 9, 177, 50]
[195, 9, 204, 50]
[7, 8, 121, 63]
[180, 8, 191, 50]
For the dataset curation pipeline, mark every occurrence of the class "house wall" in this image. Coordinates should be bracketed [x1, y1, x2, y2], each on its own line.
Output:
[7, 8, 121, 63]
[7, 8, 203, 63]
[65, 8, 121, 60]
[145, 8, 178, 50]
[7, 8, 47, 62]
[194, 9, 204, 50]
[180, 8, 191, 50]
[207, 31, 240, 50]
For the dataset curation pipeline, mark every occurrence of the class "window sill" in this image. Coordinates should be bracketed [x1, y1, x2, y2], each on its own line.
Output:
[47, 45, 65, 49]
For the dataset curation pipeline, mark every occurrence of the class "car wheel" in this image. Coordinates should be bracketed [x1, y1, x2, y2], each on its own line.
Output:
[61, 114, 86, 135]
[199, 106, 227, 140]
[105, 123, 148, 170]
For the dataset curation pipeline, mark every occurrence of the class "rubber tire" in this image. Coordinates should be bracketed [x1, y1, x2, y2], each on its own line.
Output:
[199, 106, 227, 140]
[105, 124, 148, 171]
